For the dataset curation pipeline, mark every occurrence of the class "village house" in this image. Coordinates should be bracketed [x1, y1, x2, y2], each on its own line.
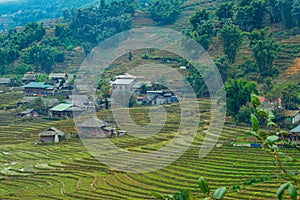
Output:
[146, 90, 178, 105]
[49, 103, 83, 118]
[22, 72, 37, 84]
[19, 108, 39, 117]
[66, 95, 94, 111]
[132, 81, 152, 95]
[17, 97, 59, 108]
[283, 110, 300, 125]
[259, 96, 282, 111]
[279, 124, 300, 145]
[112, 73, 136, 93]
[0, 78, 11, 86]
[77, 116, 116, 138]
[22, 82, 55, 96]
[39, 127, 65, 143]
[49, 73, 68, 84]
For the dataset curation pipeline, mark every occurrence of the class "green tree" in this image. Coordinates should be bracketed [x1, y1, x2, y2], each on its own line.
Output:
[188, 8, 214, 50]
[281, 83, 299, 110]
[216, 2, 234, 20]
[220, 23, 242, 63]
[224, 78, 258, 116]
[292, 0, 300, 27]
[214, 55, 231, 81]
[235, 105, 253, 124]
[189, 8, 210, 29]
[276, 0, 296, 29]
[267, 0, 282, 23]
[148, 0, 182, 25]
[235, 0, 267, 31]
[32, 97, 47, 115]
[248, 29, 280, 79]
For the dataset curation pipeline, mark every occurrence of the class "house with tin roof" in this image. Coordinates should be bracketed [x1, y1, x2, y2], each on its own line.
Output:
[0, 78, 11, 86]
[22, 72, 37, 84]
[112, 73, 136, 93]
[22, 82, 55, 96]
[49, 103, 83, 118]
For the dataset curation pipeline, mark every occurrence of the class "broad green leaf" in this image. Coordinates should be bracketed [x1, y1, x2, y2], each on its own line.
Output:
[277, 182, 290, 200]
[278, 130, 288, 136]
[268, 111, 275, 120]
[287, 184, 297, 200]
[251, 114, 259, 132]
[256, 108, 268, 118]
[271, 144, 279, 151]
[251, 93, 260, 107]
[246, 130, 258, 137]
[198, 177, 210, 195]
[267, 120, 278, 128]
[213, 187, 226, 200]
[264, 135, 279, 146]
[151, 192, 173, 200]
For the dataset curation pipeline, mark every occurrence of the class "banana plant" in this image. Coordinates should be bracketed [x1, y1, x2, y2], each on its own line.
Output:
[250, 93, 299, 200]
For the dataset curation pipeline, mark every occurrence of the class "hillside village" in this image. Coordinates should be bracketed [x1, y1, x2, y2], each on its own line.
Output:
[0, 0, 300, 199]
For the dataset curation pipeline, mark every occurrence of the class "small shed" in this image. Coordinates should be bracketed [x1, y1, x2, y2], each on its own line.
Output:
[39, 127, 65, 143]
[19, 109, 39, 117]
[77, 116, 115, 138]
[287, 125, 300, 145]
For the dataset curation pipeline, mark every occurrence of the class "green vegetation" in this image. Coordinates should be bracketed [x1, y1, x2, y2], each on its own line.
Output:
[0, 0, 100, 29]
[0, 102, 299, 199]
[148, 0, 182, 25]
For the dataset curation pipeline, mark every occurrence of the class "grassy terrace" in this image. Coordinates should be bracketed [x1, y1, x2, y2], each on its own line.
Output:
[0, 101, 299, 199]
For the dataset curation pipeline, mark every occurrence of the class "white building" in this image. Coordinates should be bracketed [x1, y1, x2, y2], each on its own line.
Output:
[112, 73, 136, 93]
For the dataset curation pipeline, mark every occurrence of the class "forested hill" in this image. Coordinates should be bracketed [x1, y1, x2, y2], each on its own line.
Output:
[0, 0, 104, 30]
[0, 0, 300, 88]
[0, 0, 134, 74]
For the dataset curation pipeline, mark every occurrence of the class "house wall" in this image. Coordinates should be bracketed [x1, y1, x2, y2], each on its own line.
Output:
[293, 113, 300, 124]
[40, 136, 54, 143]
[285, 113, 300, 124]
[24, 88, 54, 96]
[79, 127, 110, 138]
[113, 80, 136, 93]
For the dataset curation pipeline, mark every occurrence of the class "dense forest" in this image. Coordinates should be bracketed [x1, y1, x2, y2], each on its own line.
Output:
[0, 0, 103, 29]
[0, 0, 134, 74]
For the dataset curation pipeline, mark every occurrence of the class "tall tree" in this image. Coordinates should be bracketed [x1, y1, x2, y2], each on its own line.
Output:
[292, 0, 300, 27]
[276, 0, 296, 29]
[148, 0, 181, 25]
[235, 0, 267, 31]
[225, 78, 258, 116]
[188, 8, 214, 50]
[248, 29, 280, 79]
[220, 23, 242, 63]
[216, 2, 234, 20]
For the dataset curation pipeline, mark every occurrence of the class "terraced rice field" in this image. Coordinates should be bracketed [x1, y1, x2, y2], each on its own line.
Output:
[0, 101, 299, 199]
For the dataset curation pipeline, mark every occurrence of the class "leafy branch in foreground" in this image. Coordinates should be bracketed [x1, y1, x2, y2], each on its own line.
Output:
[152, 177, 226, 200]
[250, 93, 299, 200]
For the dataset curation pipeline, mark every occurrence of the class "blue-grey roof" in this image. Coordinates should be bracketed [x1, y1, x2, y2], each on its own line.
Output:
[290, 124, 300, 133]
[23, 82, 55, 89]
[113, 79, 135, 85]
